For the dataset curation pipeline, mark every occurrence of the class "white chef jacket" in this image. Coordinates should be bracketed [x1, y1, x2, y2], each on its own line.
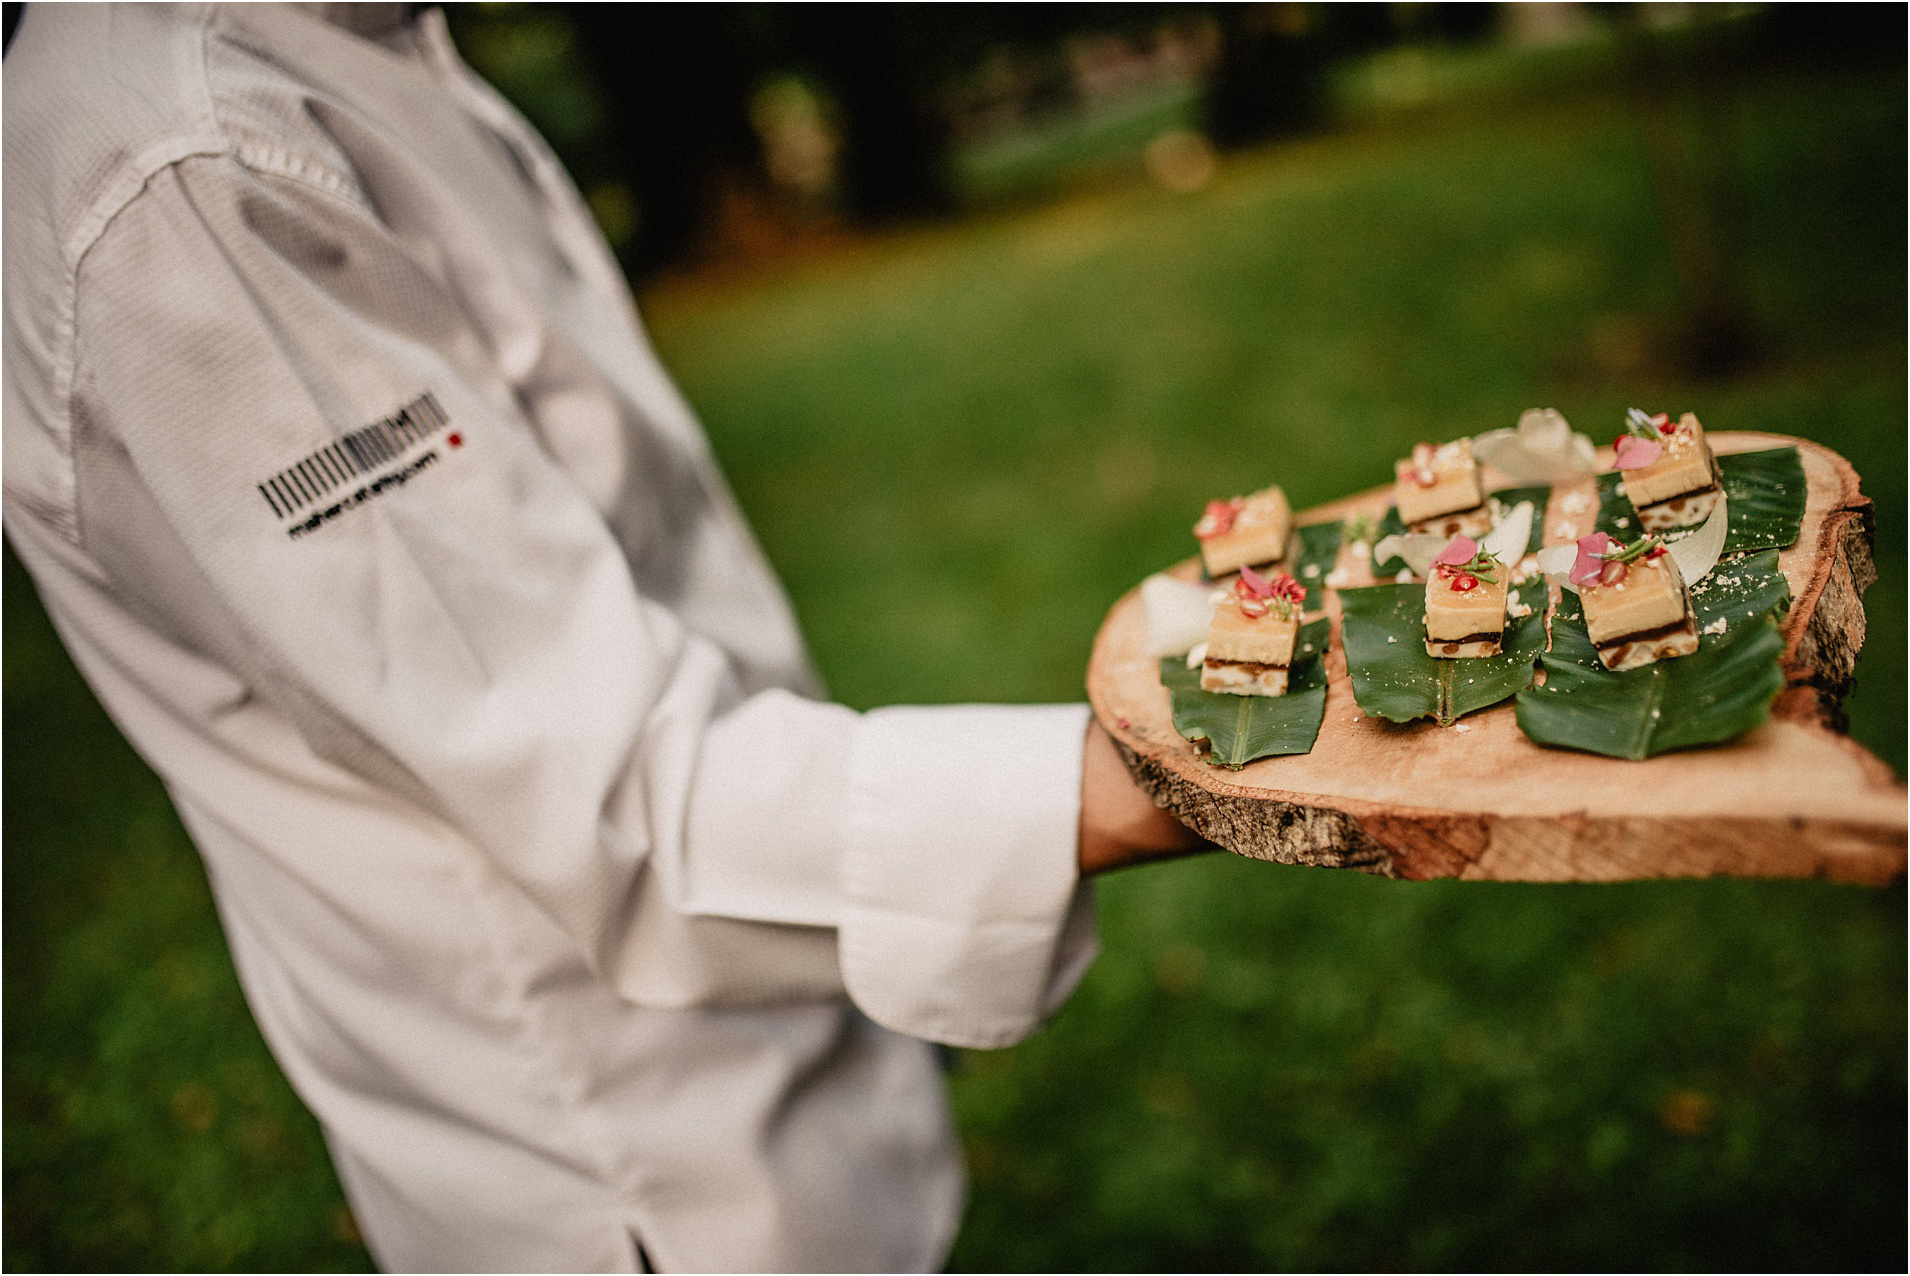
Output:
[2, 5, 1098, 1270]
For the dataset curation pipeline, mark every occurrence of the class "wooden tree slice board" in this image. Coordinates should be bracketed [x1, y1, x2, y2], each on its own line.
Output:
[1087, 432, 1905, 885]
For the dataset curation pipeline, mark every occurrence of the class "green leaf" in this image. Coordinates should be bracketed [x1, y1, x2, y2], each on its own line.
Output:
[1515, 551, 1791, 759]
[1161, 618, 1330, 767]
[1687, 548, 1793, 632]
[1595, 446, 1804, 553]
[1338, 579, 1547, 726]
[1715, 448, 1808, 553]
[1291, 521, 1344, 592]
[1371, 485, 1550, 576]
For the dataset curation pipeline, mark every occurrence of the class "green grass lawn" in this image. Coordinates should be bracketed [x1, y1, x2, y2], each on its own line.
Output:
[7, 30, 1903, 1274]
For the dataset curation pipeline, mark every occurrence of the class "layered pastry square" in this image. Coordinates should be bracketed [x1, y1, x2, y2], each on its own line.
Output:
[1194, 486, 1292, 577]
[1580, 549, 1699, 671]
[1394, 439, 1490, 539]
[1623, 413, 1722, 532]
[1201, 597, 1301, 696]
[1424, 562, 1507, 658]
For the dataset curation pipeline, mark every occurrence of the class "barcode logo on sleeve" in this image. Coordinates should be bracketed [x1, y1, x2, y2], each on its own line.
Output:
[256, 391, 453, 520]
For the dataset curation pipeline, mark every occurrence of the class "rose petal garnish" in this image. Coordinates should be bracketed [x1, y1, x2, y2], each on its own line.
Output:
[1236, 563, 1276, 598]
[1614, 436, 1663, 470]
[1569, 532, 1620, 586]
[1434, 535, 1478, 567]
[1194, 498, 1241, 539]
[1268, 573, 1306, 604]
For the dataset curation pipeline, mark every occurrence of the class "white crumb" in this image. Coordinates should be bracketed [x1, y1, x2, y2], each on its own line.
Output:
[1453, 722, 1472, 733]
[1557, 521, 1579, 540]
[1702, 617, 1728, 635]
[1395, 569, 1415, 583]
[1325, 567, 1351, 588]
[1615, 516, 1630, 529]
[1303, 564, 1321, 578]
[1559, 491, 1592, 514]
[1387, 635, 1398, 644]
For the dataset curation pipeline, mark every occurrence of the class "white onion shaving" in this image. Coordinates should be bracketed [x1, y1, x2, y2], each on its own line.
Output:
[1666, 490, 1729, 585]
[1480, 501, 1535, 567]
[1372, 533, 1447, 578]
[1142, 575, 1220, 657]
[1536, 543, 1581, 594]
[1472, 408, 1601, 484]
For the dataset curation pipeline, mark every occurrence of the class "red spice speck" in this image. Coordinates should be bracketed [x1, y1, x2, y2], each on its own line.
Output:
[447, 433, 463, 449]
[1451, 573, 1478, 592]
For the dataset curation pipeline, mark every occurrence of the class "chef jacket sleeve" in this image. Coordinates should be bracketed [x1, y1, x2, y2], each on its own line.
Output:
[53, 153, 1095, 1051]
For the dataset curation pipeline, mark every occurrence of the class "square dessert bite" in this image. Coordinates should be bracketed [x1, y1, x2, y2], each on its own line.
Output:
[1618, 411, 1722, 532]
[1201, 570, 1306, 696]
[1577, 538, 1699, 671]
[1394, 438, 1485, 529]
[1423, 538, 1506, 658]
[1194, 486, 1292, 577]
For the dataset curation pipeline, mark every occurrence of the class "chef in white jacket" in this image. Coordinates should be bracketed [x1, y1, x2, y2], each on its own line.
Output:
[2, 4, 1199, 1271]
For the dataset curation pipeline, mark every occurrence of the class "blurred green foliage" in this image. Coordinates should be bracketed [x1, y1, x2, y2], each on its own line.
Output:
[6, 14, 1903, 1274]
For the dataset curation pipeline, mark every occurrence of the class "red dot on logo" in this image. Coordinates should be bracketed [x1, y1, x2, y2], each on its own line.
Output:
[447, 433, 463, 448]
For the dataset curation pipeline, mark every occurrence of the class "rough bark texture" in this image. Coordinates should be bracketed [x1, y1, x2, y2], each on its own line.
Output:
[1781, 502, 1875, 731]
[1115, 739, 1398, 875]
[1089, 433, 1904, 886]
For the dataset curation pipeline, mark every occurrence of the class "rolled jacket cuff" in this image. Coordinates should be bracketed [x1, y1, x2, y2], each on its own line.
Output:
[840, 702, 1097, 1048]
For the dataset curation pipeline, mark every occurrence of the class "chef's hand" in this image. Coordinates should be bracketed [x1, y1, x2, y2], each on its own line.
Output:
[1078, 719, 1213, 875]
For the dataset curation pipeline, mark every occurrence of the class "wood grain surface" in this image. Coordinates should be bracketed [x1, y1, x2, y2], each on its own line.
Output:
[1087, 432, 1905, 885]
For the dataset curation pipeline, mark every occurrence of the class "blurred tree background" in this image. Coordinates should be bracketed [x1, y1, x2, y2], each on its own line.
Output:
[6, 3, 1904, 1271]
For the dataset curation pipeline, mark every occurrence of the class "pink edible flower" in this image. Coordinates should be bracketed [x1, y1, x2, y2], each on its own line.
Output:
[1433, 535, 1478, 567]
[1614, 436, 1663, 470]
[1194, 498, 1242, 539]
[1570, 532, 1619, 586]
[1236, 563, 1277, 598]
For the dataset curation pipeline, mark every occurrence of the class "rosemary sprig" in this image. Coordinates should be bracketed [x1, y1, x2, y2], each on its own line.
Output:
[1442, 546, 1502, 583]
[1602, 533, 1664, 565]
[1624, 408, 1668, 441]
